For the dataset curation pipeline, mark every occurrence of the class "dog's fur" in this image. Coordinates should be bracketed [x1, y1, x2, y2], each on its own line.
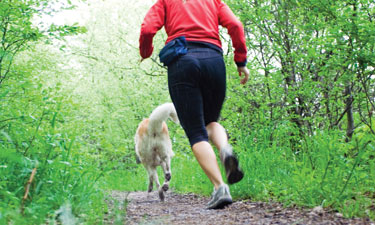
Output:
[134, 103, 179, 201]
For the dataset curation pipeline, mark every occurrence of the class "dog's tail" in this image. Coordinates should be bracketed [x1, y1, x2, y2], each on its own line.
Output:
[148, 103, 179, 133]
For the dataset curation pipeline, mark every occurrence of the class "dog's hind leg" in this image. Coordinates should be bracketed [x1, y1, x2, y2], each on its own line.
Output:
[152, 168, 164, 201]
[147, 166, 164, 201]
[161, 157, 172, 192]
[145, 166, 156, 193]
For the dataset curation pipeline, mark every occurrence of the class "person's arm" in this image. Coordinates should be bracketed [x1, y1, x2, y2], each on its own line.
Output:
[218, 2, 247, 66]
[139, 0, 165, 59]
[218, 2, 249, 84]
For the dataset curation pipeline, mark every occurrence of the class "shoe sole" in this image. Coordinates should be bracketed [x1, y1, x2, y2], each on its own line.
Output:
[225, 155, 244, 184]
[207, 197, 233, 210]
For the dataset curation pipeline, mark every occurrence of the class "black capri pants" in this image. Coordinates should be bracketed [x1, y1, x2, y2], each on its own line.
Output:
[167, 43, 226, 147]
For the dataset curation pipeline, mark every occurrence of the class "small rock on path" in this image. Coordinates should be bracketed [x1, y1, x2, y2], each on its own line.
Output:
[110, 190, 373, 225]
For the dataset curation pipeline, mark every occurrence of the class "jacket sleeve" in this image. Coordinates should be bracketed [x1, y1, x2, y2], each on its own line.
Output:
[139, 0, 165, 59]
[218, 2, 248, 66]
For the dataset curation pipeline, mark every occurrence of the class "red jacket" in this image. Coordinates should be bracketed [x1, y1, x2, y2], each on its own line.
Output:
[139, 0, 247, 65]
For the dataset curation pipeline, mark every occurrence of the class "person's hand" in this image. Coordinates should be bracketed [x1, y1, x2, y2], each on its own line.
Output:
[238, 66, 249, 85]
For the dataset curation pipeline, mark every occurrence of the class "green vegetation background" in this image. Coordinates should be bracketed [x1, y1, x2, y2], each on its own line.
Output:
[1, 0, 374, 224]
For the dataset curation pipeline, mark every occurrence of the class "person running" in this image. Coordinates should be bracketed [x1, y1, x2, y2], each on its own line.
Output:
[139, 0, 249, 209]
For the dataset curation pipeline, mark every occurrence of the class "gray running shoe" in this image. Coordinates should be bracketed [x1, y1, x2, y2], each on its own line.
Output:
[206, 188, 216, 206]
[206, 184, 233, 209]
[220, 145, 244, 184]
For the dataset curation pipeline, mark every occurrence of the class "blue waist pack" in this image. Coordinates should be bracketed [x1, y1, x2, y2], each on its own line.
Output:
[159, 36, 188, 66]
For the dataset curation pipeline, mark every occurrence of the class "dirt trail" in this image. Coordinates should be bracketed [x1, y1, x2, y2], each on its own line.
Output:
[109, 190, 373, 225]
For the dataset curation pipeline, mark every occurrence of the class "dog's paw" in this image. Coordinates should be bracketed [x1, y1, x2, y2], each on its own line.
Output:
[162, 183, 169, 192]
[165, 173, 171, 181]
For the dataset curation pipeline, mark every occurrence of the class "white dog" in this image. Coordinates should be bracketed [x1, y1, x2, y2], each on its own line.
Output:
[134, 103, 179, 201]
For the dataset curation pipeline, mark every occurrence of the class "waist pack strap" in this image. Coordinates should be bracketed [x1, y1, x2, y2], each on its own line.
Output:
[159, 36, 188, 66]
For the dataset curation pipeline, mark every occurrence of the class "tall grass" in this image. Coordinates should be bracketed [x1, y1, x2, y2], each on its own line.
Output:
[229, 123, 375, 219]
[103, 110, 374, 220]
[0, 74, 108, 224]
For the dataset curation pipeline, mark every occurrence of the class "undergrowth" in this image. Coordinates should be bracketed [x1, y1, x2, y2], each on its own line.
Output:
[105, 124, 375, 220]
[231, 126, 375, 219]
[1, 1, 374, 223]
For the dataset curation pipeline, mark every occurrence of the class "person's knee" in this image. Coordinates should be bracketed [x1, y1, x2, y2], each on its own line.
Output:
[206, 122, 222, 135]
[205, 122, 217, 141]
[189, 134, 209, 148]
[206, 121, 219, 130]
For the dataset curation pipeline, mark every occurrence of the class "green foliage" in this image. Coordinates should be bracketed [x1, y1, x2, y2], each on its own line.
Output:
[215, 2, 375, 217]
[226, 0, 375, 138]
[227, 125, 375, 219]
[0, 47, 107, 223]
[1, 0, 374, 223]
[0, 1, 104, 223]
[0, 0, 86, 85]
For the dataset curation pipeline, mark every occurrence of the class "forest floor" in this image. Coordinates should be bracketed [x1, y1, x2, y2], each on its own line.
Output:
[107, 190, 373, 225]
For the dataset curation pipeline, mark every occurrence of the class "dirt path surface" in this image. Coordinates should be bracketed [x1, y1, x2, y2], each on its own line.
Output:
[110, 190, 373, 225]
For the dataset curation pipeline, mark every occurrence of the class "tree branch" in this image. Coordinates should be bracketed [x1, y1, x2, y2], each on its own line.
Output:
[20, 167, 37, 215]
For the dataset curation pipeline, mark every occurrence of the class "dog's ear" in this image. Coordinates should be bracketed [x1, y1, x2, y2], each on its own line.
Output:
[135, 154, 141, 164]
[136, 155, 141, 164]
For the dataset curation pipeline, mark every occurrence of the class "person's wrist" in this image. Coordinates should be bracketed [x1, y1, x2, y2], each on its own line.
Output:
[235, 59, 247, 67]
